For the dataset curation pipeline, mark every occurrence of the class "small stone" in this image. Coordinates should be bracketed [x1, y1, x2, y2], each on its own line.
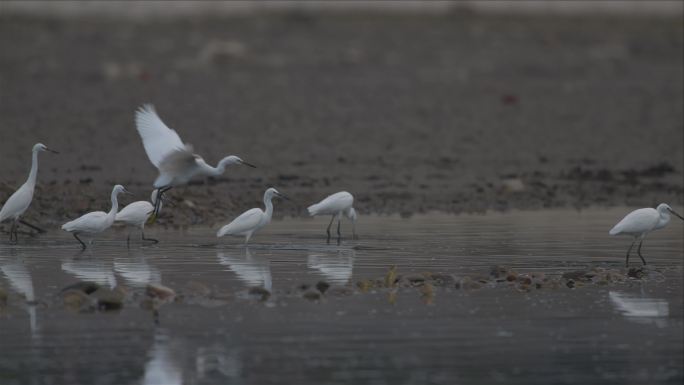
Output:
[247, 286, 270, 301]
[315, 281, 330, 294]
[302, 291, 321, 301]
[62, 289, 91, 309]
[90, 288, 124, 311]
[566, 279, 575, 289]
[356, 280, 372, 293]
[297, 284, 310, 291]
[402, 274, 425, 286]
[517, 275, 532, 285]
[61, 281, 101, 295]
[429, 273, 456, 286]
[627, 267, 646, 279]
[506, 273, 517, 282]
[490, 265, 510, 279]
[146, 284, 176, 301]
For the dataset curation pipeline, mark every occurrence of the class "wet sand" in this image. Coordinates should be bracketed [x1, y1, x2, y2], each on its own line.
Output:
[0, 13, 682, 228]
[0, 210, 682, 384]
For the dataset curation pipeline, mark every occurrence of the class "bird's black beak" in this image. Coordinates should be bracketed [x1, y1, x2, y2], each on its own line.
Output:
[277, 192, 290, 200]
[47, 148, 59, 154]
[240, 160, 256, 168]
[668, 208, 684, 221]
[123, 189, 134, 196]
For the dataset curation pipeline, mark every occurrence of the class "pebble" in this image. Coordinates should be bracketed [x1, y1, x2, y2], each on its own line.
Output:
[315, 281, 330, 294]
[62, 289, 91, 310]
[61, 281, 101, 295]
[90, 288, 124, 311]
[247, 286, 270, 301]
[146, 284, 176, 301]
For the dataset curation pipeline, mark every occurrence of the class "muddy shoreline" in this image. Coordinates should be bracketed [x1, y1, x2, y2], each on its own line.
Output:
[1, 14, 682, 227]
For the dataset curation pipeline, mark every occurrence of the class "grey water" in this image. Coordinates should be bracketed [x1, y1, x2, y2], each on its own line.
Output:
[0, 208, 682, 385]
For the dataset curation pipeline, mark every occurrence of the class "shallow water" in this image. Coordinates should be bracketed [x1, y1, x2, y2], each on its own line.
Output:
[1, 208, 682, 385]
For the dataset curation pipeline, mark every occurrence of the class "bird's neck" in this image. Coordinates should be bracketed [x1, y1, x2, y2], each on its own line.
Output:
[108, 191, 120, 217]
[200, 159, 225, 177]
[263, 196, 274, 221]
[26, 151, 39, 187]
[658, 211, 671, 227]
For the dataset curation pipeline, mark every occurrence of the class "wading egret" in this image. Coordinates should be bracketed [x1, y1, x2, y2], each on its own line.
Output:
[217, 187, 287, 244]
[307, 191, 357, 243]
[61, 184, 132, 249]
[0, 143, 58, 243]
[135, 104, 255, 216]
[609, 203, 683, 266]
[115, 190, 162, 245]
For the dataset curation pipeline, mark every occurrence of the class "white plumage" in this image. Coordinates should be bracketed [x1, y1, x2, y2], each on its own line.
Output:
[217, 188, 286, 244]
[134, 104, 255, 215]
[61, 184, 130, 249]
[609, 203, 683, 266]
[0, 143, 57, 243]
[307, 191, 358, 242]
[115, 190, 161, 245]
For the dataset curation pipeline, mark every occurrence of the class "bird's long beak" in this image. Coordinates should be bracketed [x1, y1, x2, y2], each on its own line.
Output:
[668, 208, 684, 220]
[276, 192, 290, 200]
[239, 160, 257, 168]
[123, 188, 134, 196]
[46, 148, 59, 154]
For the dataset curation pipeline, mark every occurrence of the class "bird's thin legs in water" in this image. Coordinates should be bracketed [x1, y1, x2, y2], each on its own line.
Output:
[336, 218, 342, 245]
[326, 215, 335, 244]
[153, 187, 171, 216]
[127, 234, 131, 248]
[636, 240, 647, 265]
[141, 230, 159, 244]
[624, 239, 636, 267]
[73, 233, 87, 250]
[8, 220, 18, 244]
[18, 219, 46, 234]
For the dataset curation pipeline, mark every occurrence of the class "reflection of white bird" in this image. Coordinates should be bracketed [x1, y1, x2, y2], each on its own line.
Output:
[609, 204, 684, 266]
[143, 330, 182, 385]
[115, 190, 161, 245]
[0, 256, 39, 335]
[608, 291, 669, 327]
[61, 259, 117, 289]
[61, 184, 132, 249]
[114, 253, 162, 288]
[0, 143, 57, 243]
[217, 188, 287, 244]
[135, 104, 255, 216]
[307, 191, 357, 242]
[217, 249, 272, 291]
[307, 251, 354, 285]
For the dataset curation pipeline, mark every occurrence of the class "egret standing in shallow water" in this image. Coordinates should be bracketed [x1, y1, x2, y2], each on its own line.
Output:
[307, 191, 357, 243]
[217, 187, 287, 245]
[115, 190, 162, 246]
[135, 104, 256, 216]
[609, 203, 683, 267]
[62, 185, 132, 249]
[0, 143, 58, 243]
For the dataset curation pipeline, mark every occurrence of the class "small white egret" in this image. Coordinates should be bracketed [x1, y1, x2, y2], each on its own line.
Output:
[0, 143, 58, 243]
[307, 191, 358, 243]
[61, 184, 132, 249]
[609, 203, 683, 266]
[135, 104, 256, 216]
[217, 187, 287, 244]
[115, 190, 162, 245]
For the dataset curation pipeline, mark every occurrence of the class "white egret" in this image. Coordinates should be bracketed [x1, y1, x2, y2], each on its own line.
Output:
[135, 104, 256, 216]
[217, 187, 287, 244]
[609, 203, 683, 266]
[307, 191, 358, 243]
[115, 190, 162, 245]
[61, 184, 132, 249]
[0, 143, 58, 243]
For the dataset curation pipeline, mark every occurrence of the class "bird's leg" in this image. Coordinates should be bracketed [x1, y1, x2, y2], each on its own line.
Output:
[153, 187, 172, 217]
[9, 220, 18, 244]
[624, 239, 636, 267]
[73, 233, 87, 250]
[127, 233, 131, 248]
[337, 217, 342, 244]
[636, 240, 647, 266]
[244, 232, 252, 245]
[18, 219, 46, 234]
[141, 230, 159, 244]
[326, 215, 335, 244]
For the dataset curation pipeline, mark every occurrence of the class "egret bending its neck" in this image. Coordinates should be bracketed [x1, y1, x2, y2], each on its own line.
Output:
[199, 156, 251, 176]
[263, 191, 275, 220]
[27, 150, 40, 187]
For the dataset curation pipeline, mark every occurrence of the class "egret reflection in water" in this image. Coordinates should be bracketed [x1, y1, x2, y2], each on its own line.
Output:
[307, 249, 355, 285]
[61, 257, 117, 289]
[0, 255, 39, 336]
[114, 249, 162, 288]
[142, 329, 183, 385]
[608, 291, 669, 327]
[217, 248, 272, 291]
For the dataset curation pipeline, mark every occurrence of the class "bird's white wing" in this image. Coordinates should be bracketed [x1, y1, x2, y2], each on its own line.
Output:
[135, 104, 185, 168]
[609, 208, 659, 235]
[153, 145, 198, 188]
[308, 191, 353, 216]
[115, 201, 154, 225]
[62, 211, 108, 232]
[217, 208, 263, 237]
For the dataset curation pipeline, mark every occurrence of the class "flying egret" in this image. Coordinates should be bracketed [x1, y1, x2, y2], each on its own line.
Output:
[115, 190, 162, 246]
[609, 203, 683, 267]
[61, 184, 132, 249]
[307, 191, 358, 243]
[134, 104, 256, 216]
[217, 187, 287, 244]
[0, 143, 58, 243]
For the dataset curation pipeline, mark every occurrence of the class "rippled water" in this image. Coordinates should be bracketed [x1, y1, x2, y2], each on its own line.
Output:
[1, 208, 682, 385]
